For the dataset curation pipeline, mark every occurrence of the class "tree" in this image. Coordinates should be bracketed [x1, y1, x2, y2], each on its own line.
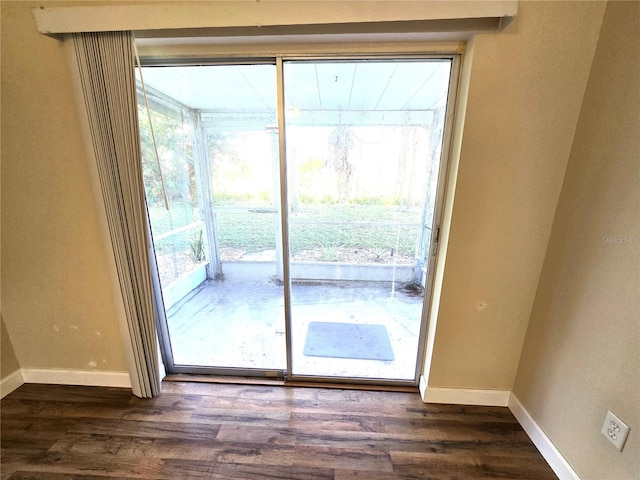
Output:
[138, 105, 196, 208]
[327, 126, 353, 203]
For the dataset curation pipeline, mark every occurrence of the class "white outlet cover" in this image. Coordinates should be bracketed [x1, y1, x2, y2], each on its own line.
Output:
[601, 410, 630, 451]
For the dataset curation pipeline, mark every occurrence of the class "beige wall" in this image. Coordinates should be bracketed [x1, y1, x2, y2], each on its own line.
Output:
[1, 2, 128, 373]
[427, 0, 605, 390]
[513, 2, 640, 479]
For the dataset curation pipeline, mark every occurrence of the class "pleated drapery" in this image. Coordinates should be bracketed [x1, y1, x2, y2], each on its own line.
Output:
[72, 31, 161, 398]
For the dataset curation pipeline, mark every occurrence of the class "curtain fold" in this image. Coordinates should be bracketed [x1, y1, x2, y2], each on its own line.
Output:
[72, 31, 160, 398]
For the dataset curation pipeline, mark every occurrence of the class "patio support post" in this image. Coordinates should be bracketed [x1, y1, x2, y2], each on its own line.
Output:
[271, 129, 284, 281]
[416, 109, 444, 284]
[188, 110, 223, 279]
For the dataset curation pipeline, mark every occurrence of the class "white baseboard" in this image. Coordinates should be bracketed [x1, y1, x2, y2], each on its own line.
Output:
[419, 377, 510, 406]
[1, 369, 25, 399]
[509, 393, 580, 480]
[418, 380, 576, 478]
[20, 368, 132, 389]
[419, 374, 428, 399]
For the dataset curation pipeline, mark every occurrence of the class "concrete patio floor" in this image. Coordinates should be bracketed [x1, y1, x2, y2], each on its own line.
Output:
[166, 277, 424, 381]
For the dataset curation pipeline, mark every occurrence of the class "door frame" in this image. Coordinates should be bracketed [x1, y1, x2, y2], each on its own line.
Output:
[143, 51, 462, 387]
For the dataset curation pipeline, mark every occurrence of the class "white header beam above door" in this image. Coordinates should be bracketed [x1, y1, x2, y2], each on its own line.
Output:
[33, 1, 517, 37]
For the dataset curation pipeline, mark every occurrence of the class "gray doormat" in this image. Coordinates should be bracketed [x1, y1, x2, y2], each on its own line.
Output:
[303, 322, 395, 361]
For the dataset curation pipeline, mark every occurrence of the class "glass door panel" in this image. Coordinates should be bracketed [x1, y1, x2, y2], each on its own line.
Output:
[283, 60, 452, 381]
[139, 64, 286, 373]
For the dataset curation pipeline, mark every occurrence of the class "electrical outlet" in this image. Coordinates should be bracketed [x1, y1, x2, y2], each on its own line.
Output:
[601, 410, 630, 451]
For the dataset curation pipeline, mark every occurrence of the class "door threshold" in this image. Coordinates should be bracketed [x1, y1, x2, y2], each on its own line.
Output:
[163, 374, 419, 393]
[164, 374, 285, 387]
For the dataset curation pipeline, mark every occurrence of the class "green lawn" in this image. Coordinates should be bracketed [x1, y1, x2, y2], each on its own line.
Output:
[149, 203, 422, 257]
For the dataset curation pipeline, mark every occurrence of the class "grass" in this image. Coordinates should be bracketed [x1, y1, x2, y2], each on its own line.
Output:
[148, 204, 198, 235]
[148, 203, 422, 257]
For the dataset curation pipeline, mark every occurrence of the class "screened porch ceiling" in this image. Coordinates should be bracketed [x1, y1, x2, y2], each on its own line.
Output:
[140, 61, 451, 117]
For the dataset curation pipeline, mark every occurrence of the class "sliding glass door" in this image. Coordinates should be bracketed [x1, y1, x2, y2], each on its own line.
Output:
[283, 60, 452, 381]
[137, 56, 455, 384]
[139, 64, 286, 375]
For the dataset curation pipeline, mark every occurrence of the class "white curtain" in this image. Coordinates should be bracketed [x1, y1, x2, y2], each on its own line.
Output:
[71, 31, 161, 398]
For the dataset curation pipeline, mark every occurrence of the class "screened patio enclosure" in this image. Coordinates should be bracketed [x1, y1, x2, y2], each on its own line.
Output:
[137, 59, 453, 382]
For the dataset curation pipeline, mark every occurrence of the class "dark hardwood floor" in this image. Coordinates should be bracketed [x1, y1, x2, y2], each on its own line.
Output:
[1, 382, 557, 479]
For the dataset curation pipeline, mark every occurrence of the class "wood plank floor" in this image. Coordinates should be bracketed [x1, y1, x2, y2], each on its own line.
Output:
[1, 382, 557, 479]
